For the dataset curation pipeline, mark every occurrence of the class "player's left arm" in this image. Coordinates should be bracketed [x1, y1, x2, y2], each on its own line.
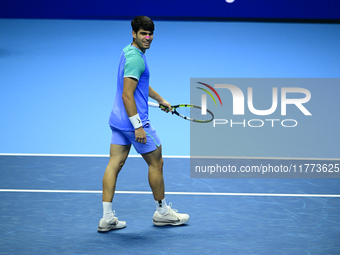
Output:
[149, 85, 172, 112]
[123, 77, 147, 144]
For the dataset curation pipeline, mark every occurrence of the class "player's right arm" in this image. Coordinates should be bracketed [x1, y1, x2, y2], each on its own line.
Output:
[148, 86, 172, 112]
[122, 77, 146, 144]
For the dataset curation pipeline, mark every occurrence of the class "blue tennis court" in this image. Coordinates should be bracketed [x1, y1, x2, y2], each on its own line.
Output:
[1, 155, 339, 255]
[1, 6, 340, 255]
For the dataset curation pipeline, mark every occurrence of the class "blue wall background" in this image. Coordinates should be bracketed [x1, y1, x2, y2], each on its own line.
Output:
[1, 19, 339, 156]
[1, 0, 340, 21]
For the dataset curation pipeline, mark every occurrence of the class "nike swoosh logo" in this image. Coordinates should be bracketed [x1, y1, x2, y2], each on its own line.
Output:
[137, 118, 141, 123]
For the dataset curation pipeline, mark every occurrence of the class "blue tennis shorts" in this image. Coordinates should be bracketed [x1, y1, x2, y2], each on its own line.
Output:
[110, 123, 161, 154]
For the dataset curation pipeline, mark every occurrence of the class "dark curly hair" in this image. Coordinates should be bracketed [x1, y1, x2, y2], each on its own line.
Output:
[131, 16, 154, 33]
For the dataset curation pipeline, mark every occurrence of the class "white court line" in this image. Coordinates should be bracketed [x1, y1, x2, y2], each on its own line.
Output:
[0, 189, 339, 198]
[0, 153, 188, 158]
[0, 153, 339, 160]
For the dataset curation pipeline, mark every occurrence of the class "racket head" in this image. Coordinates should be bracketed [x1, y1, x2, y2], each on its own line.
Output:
[171, 104, 214, 123]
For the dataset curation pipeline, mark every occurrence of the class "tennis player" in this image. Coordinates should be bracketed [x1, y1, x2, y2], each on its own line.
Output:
[98, 16, 189, 232]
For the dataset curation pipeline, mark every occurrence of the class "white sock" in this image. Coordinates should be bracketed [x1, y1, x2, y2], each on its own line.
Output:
[103, 202, 113, 221]
[155, 198, 168, 215]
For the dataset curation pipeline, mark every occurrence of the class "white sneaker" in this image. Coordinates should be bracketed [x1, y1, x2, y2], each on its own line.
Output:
[153, 203, 189, 226]
[97, 212, 126, 232]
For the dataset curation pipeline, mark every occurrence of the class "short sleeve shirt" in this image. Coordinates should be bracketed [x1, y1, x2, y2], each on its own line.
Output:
[109, 44, 150, 131]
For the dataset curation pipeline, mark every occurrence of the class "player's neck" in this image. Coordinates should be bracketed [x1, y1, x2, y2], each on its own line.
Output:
[131, 42, 146, 53]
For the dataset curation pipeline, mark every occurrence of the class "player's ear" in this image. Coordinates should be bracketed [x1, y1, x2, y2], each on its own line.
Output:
[132, 30, 137, 39]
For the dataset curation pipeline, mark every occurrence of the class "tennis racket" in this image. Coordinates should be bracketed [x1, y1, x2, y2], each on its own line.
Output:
[148, 102, 214, 123]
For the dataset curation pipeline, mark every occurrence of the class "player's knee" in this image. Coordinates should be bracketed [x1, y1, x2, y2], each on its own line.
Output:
[149, 158, 163, 172]
[118, 160, 126, 170]
[155, 158, 164, 171]
[107, 158, 126, 172]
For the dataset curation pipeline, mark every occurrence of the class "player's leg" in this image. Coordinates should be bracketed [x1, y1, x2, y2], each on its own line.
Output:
[114, 124, 189, 227]
[102, 143, 131, 202]
[141, 145, 164, 201]
[142, 146, 190, 226]
[98, 144, 130, 232]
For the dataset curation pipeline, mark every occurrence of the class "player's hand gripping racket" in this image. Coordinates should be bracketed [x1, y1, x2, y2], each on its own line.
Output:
[148, 102, 214, 123]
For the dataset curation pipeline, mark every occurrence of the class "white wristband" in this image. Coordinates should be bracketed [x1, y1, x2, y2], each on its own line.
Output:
[129, 113, 143, 129]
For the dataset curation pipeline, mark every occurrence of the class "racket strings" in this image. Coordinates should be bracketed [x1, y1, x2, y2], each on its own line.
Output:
[176, 106, 213, 122]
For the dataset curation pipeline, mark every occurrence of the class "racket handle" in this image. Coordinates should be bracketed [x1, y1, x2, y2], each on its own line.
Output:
[148, 102, 160, 108]
[148, 102, 171, 113]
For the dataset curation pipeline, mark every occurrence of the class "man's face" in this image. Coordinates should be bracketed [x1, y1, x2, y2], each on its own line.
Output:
[132, 29, 154, 53]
